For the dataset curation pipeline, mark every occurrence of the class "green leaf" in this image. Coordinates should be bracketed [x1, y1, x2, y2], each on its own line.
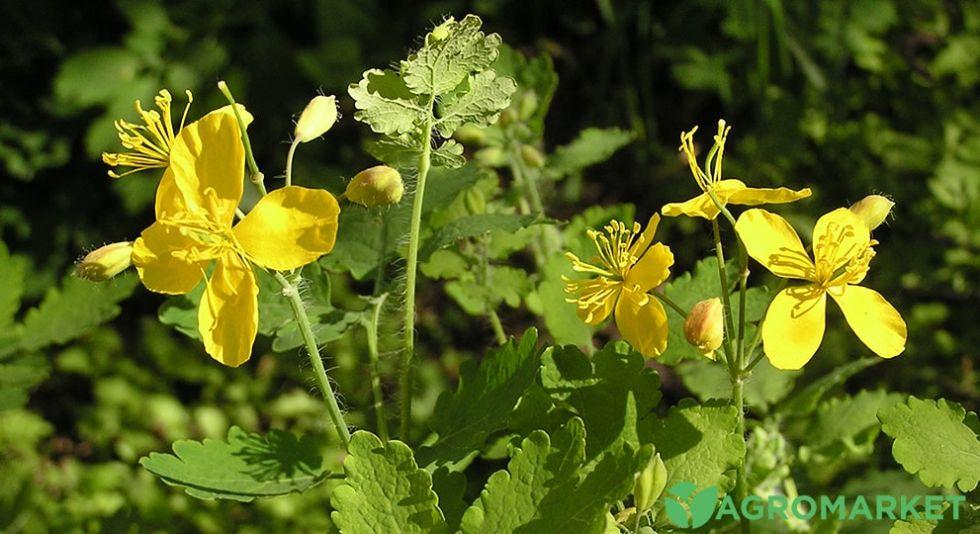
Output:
[417, 329, 541, 468]
[879, 396, 980, 492]
[17, 274, 137, 352]
[677, 358, 798, 411]
[53, 47, 141, 109]
[808, 389, 902, 451]
[461, 418, 651, 534]
[348, 69, 424, 136]
[546, 128, 634, 178]
[0, 242, 26, 329]
[891, 502, 980, 533]
[402, 15, 502, 96]
[779, 358, 880, 415]
[541, 341, 661, 462]
[139, 426, 331, 501]
[271, 310, 361, 352]
[644, 399, 746, 492]
[435, 71, 516, 137]
[492, 45, 558, 135]
[418, 213, 539, 262]
[534, 255, 593, 347]
[331, 431, 447, 533]
[0, 353, 49, 411]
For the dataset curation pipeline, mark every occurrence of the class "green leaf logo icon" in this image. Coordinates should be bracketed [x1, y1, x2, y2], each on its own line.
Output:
[664, 481, 718, 528]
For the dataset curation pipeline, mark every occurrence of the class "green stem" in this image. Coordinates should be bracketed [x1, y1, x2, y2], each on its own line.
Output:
[732, 372, 749, 534]
[480, 235, 507, 345]
[743, 352, 766, 375]
[217, 81, 267, 196]
[511, 146, 559, 257]
[364, 294, 389, 442]
[274, 272, 351, 447]
[488, 310, 507, 345]
[712, 219, 737, 372]
[285, 139, 300, 187]
[399, 96, 436, 441]
[508, 159, 546, 268]
[652, 291, 687, 318]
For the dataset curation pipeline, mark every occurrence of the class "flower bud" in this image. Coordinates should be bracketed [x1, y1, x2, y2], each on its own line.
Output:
[475, 146, 507, 167]
[634, 452, 667, 513]
[849, 195, 894, 230]
[684, 298, 724, 359]
[498, 108, 517, 127]
[454, 124, 487, 145]
[518, 91, 538, 121]
[520, 145, 546, 168]
[294, 95, 338, 143]
[345, 165, 404, 207]
[75, 241, 133, 281]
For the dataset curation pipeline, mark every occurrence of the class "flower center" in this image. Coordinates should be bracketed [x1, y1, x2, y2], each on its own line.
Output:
[161, 188, 243, 264]
[679, 120, 730, 193]
[565, 219, 645, 281]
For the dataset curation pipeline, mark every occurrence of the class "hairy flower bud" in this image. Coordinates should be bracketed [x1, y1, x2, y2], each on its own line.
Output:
[634, 452, 667, 513]
[521, 145, 546, 168]
[346, 165, 404, 207]
[849, 194, 894, 230]
[684, 298, 724, 359]
[75, 241, 133, 281]
[294, 95, 338, 143]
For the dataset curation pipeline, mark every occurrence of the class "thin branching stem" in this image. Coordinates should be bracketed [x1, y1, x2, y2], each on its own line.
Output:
[364, 294, 389, 441]
[285, 139, 300, 187]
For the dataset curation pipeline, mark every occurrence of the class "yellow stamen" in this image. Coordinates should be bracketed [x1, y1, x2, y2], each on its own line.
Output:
[678, 119, 731, 193]
[102, 89, 194, 178]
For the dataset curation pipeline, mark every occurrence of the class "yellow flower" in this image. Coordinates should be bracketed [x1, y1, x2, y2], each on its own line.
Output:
[662, 120, 812, 220]
[735, 207, 907, 369]
[563, 214, 674, 357]
[132, 110, 340, 367]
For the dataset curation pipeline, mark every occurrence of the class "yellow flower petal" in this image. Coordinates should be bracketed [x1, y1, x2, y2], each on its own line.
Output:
[726, 185, 812, 207]
[626, 243, 674, 293]
[735, 209, 814, 280]
[234, 186, 340, 271]
[614, 286, 668, 358]
[762, 286, 827, 369]
[829, 285, 906, 359]
[154, 166, 187, 219]
[132, 221, 206, 295]
[169, 111, 245, 226]
[812, 207, 870, 276]
[565, 278, 619, 325]
[661, 179, 746, 220]
[629, 213, 661, 258]
[198, 254, 258, 367]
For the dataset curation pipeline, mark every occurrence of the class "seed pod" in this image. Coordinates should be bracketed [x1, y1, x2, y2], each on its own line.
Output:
[75, 241, 133, 281]
[294, 95, 338, 143]
[346, 165, 404, 207]
[684, 298, 724, 360]
[849, 194, 894, 230]
[634, 452, 667, 513]
[521, 145, 546, 168]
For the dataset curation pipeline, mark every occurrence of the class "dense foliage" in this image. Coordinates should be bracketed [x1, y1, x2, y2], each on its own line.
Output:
[1, 1, 978, 532]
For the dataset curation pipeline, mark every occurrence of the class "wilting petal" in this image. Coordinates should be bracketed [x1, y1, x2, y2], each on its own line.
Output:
[132, 221, 206, 294]
[812, 208, 870, 274]
[234, 186, 340, 271]
[614, 286, 669, 358]
[626, 243, 674, 293]
[762, 285, 827, 370]
[169, 112, 245, 226]
[735, 209, 814, 280]
[829, 285, 906, 359]
[726, 184, 812, 207]
[198, 254, 258, 367]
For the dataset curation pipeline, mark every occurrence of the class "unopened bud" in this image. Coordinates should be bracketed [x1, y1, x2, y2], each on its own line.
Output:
[684, 298, 724, 359]
[454, 124, 487, 145]
[75, 241, 133, 281]
[849, 195, 894, 230]
[518, 91, 538, 121]
[346, 165, 403, 207]
[634, 453, 667, 513]
[521, 145, 546, 168]
[294, 95, 338, 143]
[498, 108, 517, 127]
[475, 146, 507, 167]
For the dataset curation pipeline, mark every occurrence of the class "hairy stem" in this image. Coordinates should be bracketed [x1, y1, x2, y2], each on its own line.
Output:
[364, 294, 389, 442]
[711, 219, 737, 372]
[285, 139, 300, 187]
[652, 291, 687, 318]
[399, 96, 436, 440]
[274, 272, 351, 447]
